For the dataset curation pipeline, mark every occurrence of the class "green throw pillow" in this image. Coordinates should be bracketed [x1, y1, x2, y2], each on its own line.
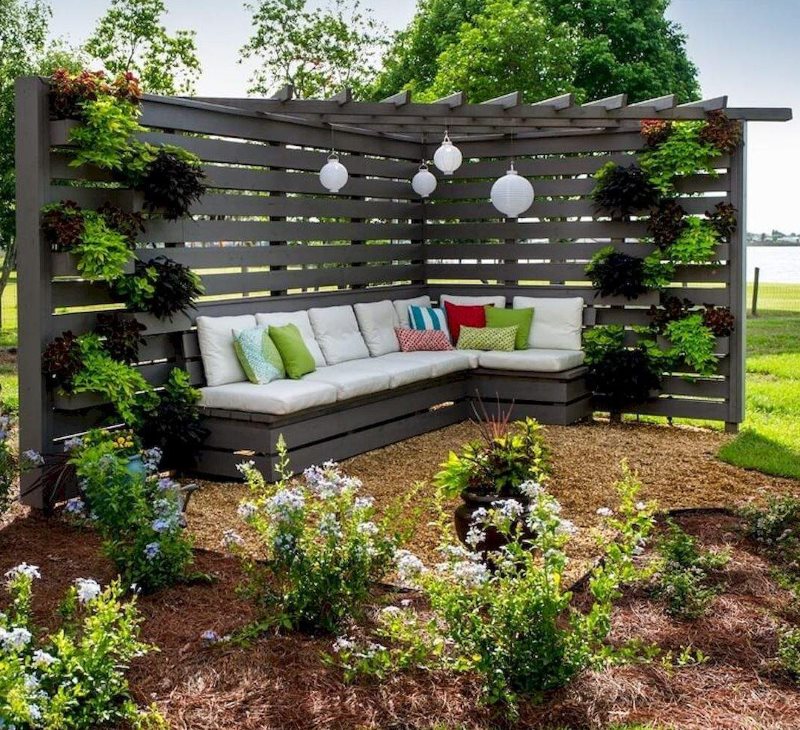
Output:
[485, 306, 533, 349]
[457, 325, 517, 352]
[269, 323, 316, 379]
[233, 327, 285, 384]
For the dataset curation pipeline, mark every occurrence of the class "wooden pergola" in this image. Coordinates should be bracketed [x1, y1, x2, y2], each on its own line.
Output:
[16, 77, 792, 500]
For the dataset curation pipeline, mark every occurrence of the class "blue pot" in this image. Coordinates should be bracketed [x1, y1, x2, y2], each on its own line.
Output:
[126, 454, 146, 479]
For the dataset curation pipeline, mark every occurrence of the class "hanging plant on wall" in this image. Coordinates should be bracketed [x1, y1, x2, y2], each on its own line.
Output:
[702, 304, 735, 337]
[591, 162, 661, 217]
[113, 256, 204, 320]
[94, 313, 148, 363]
[662, 313, 720, 377]
[706, 202, 738, 241]
[698, 110, 743, 154]
[648, 198, 688, 249]
[586, 246, 673, 300]
[668, 216, 720, 263]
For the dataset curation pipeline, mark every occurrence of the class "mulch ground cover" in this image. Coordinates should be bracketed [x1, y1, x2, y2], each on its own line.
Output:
[2, 420, 800, 728]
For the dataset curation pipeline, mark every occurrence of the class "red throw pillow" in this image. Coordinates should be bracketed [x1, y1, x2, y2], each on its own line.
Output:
[395, 328, 453, 352]
[443, 302, 487, 343]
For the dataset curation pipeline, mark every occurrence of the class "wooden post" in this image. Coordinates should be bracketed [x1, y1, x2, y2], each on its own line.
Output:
[16, 77, 52, 508]
[751, 266, 760, 317]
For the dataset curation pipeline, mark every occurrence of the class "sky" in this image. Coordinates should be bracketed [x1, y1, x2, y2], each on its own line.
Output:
[47, 0, 799, 234]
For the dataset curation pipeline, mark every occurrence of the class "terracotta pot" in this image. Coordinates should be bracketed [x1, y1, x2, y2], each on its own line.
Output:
[453, 490, 532, 553]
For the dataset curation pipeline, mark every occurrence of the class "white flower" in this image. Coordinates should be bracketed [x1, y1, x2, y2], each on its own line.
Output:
[400, 598, 412, 607]
[354, 496, 374, 510]
[304, 462, 361, 498]
[381, 605, 402, 616]
[237, 501, 258, 521]
[395, 549, 425, 585]
[518, 480, 543, 499]
[266, 488, 305, 523]
[235, 460, 255, 475]
[63, 497, 85, 515]
[0, 626, 33, 651]
[62, 436, 83, 452]
[556, 518, 578, 536]
[74, 578, 102, 604]
[444, 558, 490, 588]
[332, 636, 356, 653]
[596, 507, 613, 517]
[32, 650, 57, 669]
[492, 498, 525, 522]
[465, 524, 486, 549]
[22, 450, 45, 467]
[221, 529, 245, 549]
[200, 630, 220, 643]
[5, 563, 41, 582]
[319, 512, 342, 539]
[356, 521, 378, 536]
[635, 501, 647, 511]
[470, 507, 488, 525]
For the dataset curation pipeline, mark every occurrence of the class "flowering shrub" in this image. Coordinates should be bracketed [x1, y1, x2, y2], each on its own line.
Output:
[69, 431, 194, 593]
[0, 565, 162, 728]
[230, 438, 411, 634]
[0, 412, 15, 517]
[335, 464, 655, 710]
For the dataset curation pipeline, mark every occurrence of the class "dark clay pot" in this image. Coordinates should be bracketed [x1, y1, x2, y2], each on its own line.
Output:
[454, 491, 532, 553]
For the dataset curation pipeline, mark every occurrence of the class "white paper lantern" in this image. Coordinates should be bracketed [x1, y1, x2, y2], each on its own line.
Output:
[319, 153, 349, 193]
[490, 163, 534, 218]
[433, 132, 463, 175]
[411, 163, 437, 198]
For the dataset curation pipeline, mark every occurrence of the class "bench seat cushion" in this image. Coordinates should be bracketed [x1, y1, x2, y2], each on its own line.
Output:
[304, 361, 392, 400]
[478, 348, 585, 372]
[377, 350, 478, 377]
[199, 379, 337, 415]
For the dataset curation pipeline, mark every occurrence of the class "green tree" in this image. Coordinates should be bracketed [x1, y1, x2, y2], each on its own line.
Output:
[0, 1, 82, 305]
[539, 0, 699, 102]
[84, 0, 201, 95]
[424, 0, 577, 102]
[241, 0, 388, 99]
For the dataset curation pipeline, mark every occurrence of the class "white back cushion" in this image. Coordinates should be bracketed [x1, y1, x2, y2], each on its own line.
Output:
[354, 300, 400, 357]
[196, 314, 256, 386]
[513, 296, 584, 350]
[255, 310, 326, 367]
[440, 294, 506, 309]
[308, 305, 370, 365]
[392, 295, 431, 327]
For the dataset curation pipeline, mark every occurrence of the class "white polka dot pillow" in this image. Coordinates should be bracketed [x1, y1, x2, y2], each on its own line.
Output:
[395, 327, 453, 352]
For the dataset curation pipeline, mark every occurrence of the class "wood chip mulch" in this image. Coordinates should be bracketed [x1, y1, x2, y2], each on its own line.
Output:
[2, 419, 800, 729]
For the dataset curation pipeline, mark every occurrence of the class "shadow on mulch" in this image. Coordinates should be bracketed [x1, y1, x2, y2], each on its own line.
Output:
[2, 509, 800, 729]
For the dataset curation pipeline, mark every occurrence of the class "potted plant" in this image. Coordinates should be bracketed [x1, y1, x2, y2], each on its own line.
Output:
[434, 411, 551, 551]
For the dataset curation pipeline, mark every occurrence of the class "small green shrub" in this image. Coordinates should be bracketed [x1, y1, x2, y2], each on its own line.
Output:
[639, 121, 718, 194]
[663, 313, 719, 376]
[592, 162, 661, 217]
[777, 625, 800, 681]
[69, 431, 195, 593]
[230, 440, 411, 634]
[667, 216, 720, 263]
[68, 94, 144, 171]
[433, 416, 550, 499]
[650, 521, 729, 620]
[73, 213, 132, 282]
[334, 464, 655, 710]
[0, 565, 163, 728]
[741, 495, 800, 568]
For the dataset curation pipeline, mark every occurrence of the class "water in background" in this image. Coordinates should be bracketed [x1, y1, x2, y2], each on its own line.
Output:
[747, 246, 800, 283]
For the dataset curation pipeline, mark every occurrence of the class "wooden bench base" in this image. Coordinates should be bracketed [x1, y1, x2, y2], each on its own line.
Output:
[193, 367, 591, 480]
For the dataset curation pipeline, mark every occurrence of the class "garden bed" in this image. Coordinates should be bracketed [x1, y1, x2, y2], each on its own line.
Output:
[2, 485, 799, 728]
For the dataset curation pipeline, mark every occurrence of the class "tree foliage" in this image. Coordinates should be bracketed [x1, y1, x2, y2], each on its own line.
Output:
[369, 0, 699, 103]
[241, 0, 387, 99]
[85, 0, 201, 95]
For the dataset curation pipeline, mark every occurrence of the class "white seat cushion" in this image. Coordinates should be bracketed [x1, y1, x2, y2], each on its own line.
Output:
[196, 314, 257, 386]
[478, 348, 585, 372]
[255, 310, 326, 367]
[308, 305, 370, 365]
[369, 353, 437, 388]
[512, 297, 584, 351]
[379, 350, 476, 377]
[392, 295, 431, 327]
[304, 361, 391, 400]
[354, 300, 400, 357]
[199, 380, 337, 415]
[440, 294, 506, 309]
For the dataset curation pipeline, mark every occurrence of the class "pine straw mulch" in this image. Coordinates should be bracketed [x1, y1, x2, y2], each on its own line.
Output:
[188, 419, 800, 583]
[2, 499, 800, 727]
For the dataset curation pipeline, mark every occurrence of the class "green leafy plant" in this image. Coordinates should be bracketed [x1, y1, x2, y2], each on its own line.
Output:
[663, 313, 719, 376]
[137, 146, 207, 219]
[137, 369, 207, 470]
[667, 215, 720, 263]
[647, 296, 694, 334]
[592, 162, 661, 217]
[69, 431, 195, 593]
[741, 495, 800, 572]
[650, 521, 729, 620]
[777, 626, 800, 681]
[0, 565, 162, 728]
[94, 312, 147, 364]
[642, 252, 675, 290]
[73, 213, 131, 282]
[434, 416, 550, 500]
[334, 464, 655, 711]
[231, 441, 411, 634]
[114, 256, 204, 320]
[70, 334, 158, 426]
[639, 121, 718, 194]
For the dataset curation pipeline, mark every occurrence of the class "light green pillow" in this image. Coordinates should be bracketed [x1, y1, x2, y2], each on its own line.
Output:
[485, 306, 533, 350]
[457, 325, 517, 352]
[233, 327, 285, 384]
[268, 323, 316, 379]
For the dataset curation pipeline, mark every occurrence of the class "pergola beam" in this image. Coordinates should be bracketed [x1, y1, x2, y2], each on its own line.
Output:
[270, 84, 294, 102]
[480, 91, 521, 109]
[678, 95, 728, 110]
[381, 89, 411, 106]
[432, 91, 464, 108]
[327, 88, 352, 105]
[629, 94, 676, 110]
[582, 93, 627, 109]
[529, 92, 575, 111]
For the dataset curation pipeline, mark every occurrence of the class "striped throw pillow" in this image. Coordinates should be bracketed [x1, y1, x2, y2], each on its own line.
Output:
[408, 305, 451, 341]
[395, 328, 453, 352]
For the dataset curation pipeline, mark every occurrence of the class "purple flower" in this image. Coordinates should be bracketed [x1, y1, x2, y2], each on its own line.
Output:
[144, 542, 161, 560]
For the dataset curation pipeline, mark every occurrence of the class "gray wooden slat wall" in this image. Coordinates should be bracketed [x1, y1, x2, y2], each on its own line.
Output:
[19, 82, 747, 471]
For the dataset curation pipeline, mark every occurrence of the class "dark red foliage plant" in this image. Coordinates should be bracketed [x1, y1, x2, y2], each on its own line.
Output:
[97, 203, 145, 247]
[41, 331, 82, 391]
[41, 201, 85, 252]
[94, 313, 147, 364]
[648, 296, 695, 334]
[641, 119, 674, 147]
[702, 305, 735, 337]
[49, 67, 142, 120]
[706, 202, 738, 240]
[699, 110, 743, 154]
[648, 199, 688, 249]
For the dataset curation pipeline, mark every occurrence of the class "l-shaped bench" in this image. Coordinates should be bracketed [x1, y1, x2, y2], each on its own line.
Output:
[183, 293, 593, 479]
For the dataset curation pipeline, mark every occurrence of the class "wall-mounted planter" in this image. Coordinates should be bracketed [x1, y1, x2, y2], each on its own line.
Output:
[51, 252, 136, 278]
